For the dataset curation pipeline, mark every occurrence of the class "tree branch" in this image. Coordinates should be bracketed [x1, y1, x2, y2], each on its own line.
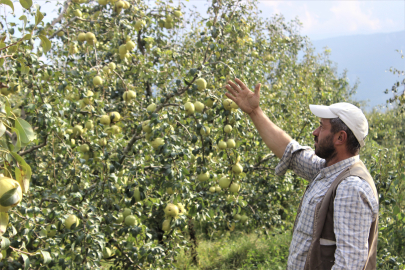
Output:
[18, 135, 48, 156]
[119, 132, 144, 164]
[51, 0, 71, 26]
[253, 154, 275, 167]
[0, 54, 14, 59]
[251, 166, 276, 171]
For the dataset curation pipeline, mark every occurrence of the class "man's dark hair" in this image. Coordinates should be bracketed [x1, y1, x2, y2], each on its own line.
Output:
[330, 118, 360, 155]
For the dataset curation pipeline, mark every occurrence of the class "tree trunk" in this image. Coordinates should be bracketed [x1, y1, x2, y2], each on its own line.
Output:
[188, 218, 199, 265]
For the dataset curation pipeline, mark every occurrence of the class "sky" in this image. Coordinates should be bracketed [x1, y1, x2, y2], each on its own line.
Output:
[4, 0, 404, 41]
[178, 0, 405, 40]
[256, 0, 405, 40]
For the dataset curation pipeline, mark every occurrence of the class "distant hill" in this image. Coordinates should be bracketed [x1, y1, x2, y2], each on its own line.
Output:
[310, 30, 405, 111]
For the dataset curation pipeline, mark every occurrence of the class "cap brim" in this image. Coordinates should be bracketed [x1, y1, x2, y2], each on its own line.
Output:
[309, 104, 338, 118]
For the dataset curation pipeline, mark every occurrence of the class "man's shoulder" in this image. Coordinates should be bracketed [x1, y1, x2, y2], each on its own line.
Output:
[336, 175, 379, 205]
[335, 175, 379, 218]
[338, 175, 372, 190]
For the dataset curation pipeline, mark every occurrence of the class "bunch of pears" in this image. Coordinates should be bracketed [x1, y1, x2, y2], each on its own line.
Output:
[162, 203, 186, 232]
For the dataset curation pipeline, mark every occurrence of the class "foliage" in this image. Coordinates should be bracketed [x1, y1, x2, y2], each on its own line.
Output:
[1, 0, 403, 269]
[0, 0, 41, 265]
[385, 50, 405, 111]
[365, 78, 405, 268]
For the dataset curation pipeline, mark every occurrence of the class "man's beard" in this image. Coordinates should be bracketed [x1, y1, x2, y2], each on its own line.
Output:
[315, 134, 337, 161]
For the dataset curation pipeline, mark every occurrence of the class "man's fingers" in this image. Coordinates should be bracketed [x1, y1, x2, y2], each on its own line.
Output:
[225, 84, 238, 97]
[227, 80, 241, 93]
[234, 78, 249, 91]
[254, 83, 261, 97]
[225, 92, 237, 103]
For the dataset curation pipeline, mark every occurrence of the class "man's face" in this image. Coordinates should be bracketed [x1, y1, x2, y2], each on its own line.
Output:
[313, 118, 337, 160]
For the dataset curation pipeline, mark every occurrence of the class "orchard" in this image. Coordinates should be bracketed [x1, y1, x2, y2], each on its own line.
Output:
[1, 0, 405, 269]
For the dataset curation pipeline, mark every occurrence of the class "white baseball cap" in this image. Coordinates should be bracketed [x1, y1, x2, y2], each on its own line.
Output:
[309, 102, 368, 147]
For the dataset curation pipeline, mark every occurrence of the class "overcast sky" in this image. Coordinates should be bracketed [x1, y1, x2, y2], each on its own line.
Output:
[5, 0, 405, 41]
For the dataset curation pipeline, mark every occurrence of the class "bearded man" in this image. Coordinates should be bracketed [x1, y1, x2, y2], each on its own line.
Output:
[225, 78, 379, 270]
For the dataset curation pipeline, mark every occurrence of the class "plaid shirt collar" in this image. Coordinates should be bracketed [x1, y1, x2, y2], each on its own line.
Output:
[316, 155, 360, 181]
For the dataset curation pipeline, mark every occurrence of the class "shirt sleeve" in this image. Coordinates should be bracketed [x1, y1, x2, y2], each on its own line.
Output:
[275, 140, 325, 181]
[332, 176, 379, 270]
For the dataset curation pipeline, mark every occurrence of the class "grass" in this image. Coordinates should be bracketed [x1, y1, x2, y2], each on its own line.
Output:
[175, 230, 291, 270]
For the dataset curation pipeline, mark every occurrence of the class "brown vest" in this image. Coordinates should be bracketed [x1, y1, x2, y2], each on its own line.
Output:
[295, 160, 378, 270]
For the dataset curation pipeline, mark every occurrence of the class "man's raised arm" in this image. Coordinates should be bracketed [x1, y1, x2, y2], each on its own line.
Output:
[225, 78, 292, 159]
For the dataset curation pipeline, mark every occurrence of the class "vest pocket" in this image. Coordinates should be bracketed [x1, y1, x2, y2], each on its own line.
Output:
[320, 244, 336, 270]
[296, 194, 324, 236]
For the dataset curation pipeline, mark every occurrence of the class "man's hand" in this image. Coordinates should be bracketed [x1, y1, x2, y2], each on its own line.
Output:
[225, 78, 261, 116]
[225, 78, 292, 159]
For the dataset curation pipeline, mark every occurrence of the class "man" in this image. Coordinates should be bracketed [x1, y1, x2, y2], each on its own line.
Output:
[225, 78, 379, 270]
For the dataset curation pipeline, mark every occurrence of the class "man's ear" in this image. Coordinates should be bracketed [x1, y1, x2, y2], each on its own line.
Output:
[336, 131, 347, 145]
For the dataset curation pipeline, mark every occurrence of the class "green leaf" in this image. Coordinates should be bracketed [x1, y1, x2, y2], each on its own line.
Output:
[15, 166, 22, 185]
[182, 167, 190, 175]
[189, 204, 197, 217]
[0, 137, 10, 152]
[15, 118, 35, 144]
[22, 33, 31, 41]
[393, 205, 400, 215]
[0, 187, 20, 207]
[10, 152, 31, 193]
[21, 63, 30, 74]
[38, 35, 51, 53]
[35, 9, 44, 26]
[11, 127, 21, 152]
[19, 15, 28, 27]
[0, 121, 5, 138]
[0, 235, 10, 249]
[5, 102, 11, 117]
[19, 0, 32, 10]
[40, 250, 52, 264]
[0, 0, 14, 12]
[21, 253, 30, 270]
[39, 228, 47, 237]
[0, 213, 9, 236]
[239, 200, 247, 207]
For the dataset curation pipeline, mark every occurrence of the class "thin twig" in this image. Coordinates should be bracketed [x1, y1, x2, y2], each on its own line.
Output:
[18, 135, 48, 156]
[9, 246, 36, 256]
[0, 54, 14, 59]
[253, 154, 275, 167]
[176, 120, 192, 138]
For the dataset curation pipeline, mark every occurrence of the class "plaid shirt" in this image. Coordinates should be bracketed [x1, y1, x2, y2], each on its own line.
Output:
[275, 140, 379, 270]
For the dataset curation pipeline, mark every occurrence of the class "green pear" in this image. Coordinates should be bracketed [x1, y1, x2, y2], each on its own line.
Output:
[224, 125, 232, 133]
[93, 76, 103, 86]
[123, 90, 136, 102]
[232, 163, 243, 174]
[194, 101, 204, 113]
[197, 171, 210, 182]
[227, 139, 236, 148]
[151, 137, 164, 149]
[218, 176, 231, 189]
[164, 204, 179, 217]
[218, 141, 227, 150]
[124, 215, 137, 226]
[147, 103, 157, 113]
[184, 102, 195, 115]
[195, 78, 207, 90]
[100, 115, 111, 125]
[126, 40, 136, 51]
[229, 183, 240, 193]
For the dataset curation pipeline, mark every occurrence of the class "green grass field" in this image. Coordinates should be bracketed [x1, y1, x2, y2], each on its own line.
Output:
[175, 230, 291, 270]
